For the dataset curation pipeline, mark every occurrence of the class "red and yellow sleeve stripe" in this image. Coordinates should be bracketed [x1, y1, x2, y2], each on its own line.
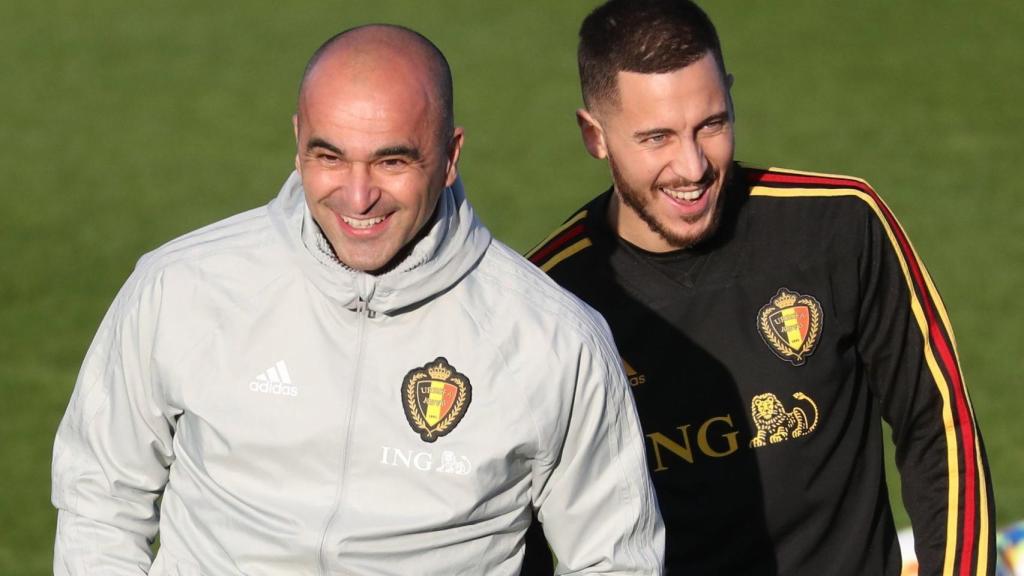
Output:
[526, 210, 593, 272]
[746, 166, 991, 576]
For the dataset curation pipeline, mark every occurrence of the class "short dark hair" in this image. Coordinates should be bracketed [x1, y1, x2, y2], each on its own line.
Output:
[299, 24, 455, 143]
[578, 0, 725, 111]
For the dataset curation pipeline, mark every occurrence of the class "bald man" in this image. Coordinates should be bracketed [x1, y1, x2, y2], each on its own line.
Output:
[51, 25, 664, 575]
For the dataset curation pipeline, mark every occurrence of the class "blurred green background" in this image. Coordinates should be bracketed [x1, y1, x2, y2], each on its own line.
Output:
[2, 1, 1021, 572]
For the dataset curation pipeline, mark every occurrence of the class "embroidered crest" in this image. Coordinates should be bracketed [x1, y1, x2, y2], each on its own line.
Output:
[749, 392, 819, 448]
[402, 357, 472, 443]
[757, 288, 823, 366]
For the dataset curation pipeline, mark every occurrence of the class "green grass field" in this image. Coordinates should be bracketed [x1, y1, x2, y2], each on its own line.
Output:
[2, 1, 1021, 572]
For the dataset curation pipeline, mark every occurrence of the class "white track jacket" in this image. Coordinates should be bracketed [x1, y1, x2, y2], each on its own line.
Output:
[51, 173, 664, 575]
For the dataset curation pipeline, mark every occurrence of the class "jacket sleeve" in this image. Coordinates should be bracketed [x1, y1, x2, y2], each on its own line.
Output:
[855, 194, 995, 576]
[532, 321, 665, 575]
[51, 268, 176, 575]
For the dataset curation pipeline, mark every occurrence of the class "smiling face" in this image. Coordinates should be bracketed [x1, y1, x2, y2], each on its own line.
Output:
[294, 35, 461, 274]
[578, 52, 735, 252]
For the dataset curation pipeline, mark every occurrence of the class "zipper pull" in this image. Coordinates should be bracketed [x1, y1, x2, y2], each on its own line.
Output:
[355, 297, 376, 318]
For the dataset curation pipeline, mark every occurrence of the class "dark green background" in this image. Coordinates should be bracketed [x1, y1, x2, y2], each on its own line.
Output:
[2, 2, 1021, 572]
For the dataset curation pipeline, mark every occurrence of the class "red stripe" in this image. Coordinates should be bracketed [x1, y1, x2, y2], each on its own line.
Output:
[880, 200, 978, 575]
[529, 223, 585, 265]
[752, 168, 980, 571]
[852, 183, 978, 575]
[747, 169, 869, 192]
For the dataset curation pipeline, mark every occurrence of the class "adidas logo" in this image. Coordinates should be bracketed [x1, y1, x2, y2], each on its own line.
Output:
[623, 358, 646, 387]
[248, 360, 299, 397]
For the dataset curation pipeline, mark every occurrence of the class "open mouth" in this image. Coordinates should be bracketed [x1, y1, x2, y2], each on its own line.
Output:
[659, 186, 706, 202]
[341, 214, 388, 229]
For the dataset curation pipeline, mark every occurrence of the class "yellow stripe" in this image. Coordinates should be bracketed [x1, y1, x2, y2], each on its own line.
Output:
[780, 308, 803, 349]
[540, 238, 592, 272]
[525, 210, 589, 259]
[915, 248, 990, 571]
[752, 165, 872, 188]
[921, 262, 960, 355]
[425, 380, 446, 425]
[911, 231, 989, 571]
[751, 185, 964, 575]
[893, 215, 986, 573]
[932, 255, 990, 574]
[913, 299, 960, 576]
[974, 429, 989, 574]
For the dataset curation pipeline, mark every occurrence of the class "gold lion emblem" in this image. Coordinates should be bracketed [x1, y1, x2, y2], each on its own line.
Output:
[757, 288, 823, 366]
[749, 392, 819, 448]
[402, 357, 472, 443]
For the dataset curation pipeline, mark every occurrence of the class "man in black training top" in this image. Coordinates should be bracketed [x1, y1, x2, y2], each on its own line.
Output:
[523, 0, 994, 574]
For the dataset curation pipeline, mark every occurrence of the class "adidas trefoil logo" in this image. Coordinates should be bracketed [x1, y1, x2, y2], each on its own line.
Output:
[248, 360, 299, 398]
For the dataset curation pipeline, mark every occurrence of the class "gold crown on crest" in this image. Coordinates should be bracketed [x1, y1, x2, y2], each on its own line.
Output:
[427, 362, 452, 380]
[773, 290, 798, 308]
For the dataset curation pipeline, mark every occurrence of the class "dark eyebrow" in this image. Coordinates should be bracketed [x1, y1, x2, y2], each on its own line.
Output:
[702, 111, 731, 126]
[306, 137, 344, 156]
[632, 111, 731, 140]
[373, 145, 421, 161]
[633, 128, 674, 140]
[304, 139, 421, 162]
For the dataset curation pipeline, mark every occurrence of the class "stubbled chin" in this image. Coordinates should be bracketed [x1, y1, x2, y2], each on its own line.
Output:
[334, 246, 392, 273]
[657, 192, 723, 248]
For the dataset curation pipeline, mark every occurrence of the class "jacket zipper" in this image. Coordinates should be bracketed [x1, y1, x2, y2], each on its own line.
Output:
[316, 297, 371, 575]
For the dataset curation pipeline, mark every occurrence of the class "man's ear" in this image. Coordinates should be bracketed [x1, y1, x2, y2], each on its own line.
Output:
[292, 114, 301, 173]
[444, 127, 465, 188]
[576, 108, 608, 160]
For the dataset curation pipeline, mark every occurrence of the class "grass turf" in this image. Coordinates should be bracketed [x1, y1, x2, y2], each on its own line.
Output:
[2, 1, 1021, 571]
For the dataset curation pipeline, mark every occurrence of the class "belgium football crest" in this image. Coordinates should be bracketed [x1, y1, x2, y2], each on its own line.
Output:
[402, 357, 472, 443]
[757, 288, 823, 366]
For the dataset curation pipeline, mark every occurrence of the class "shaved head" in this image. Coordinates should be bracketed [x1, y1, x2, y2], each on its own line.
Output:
[292, 25, 464, 274]
[298, 24, 454, 144]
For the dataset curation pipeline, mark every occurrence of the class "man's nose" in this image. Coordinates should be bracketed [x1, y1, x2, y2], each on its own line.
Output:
[670, 140, 708, 185]
[343, 163, 380, 214]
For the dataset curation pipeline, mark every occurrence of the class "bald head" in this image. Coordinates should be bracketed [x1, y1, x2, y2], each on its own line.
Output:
[292, 25, 464, 274]
[299, 24, 454, 144]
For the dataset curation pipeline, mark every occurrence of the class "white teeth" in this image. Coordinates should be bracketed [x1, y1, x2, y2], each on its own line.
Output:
[342, 215, 386, 229]
[661, 187, 704, 202]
